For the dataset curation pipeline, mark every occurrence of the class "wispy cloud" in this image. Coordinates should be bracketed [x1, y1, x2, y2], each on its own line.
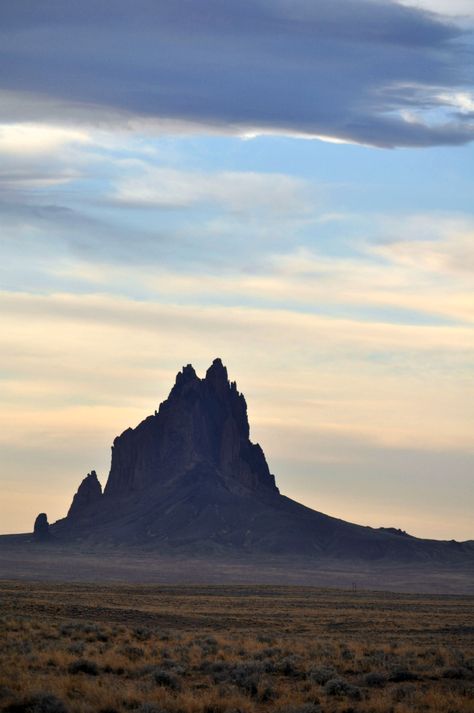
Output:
[0, 123, 90, 154]
[112, 164, 310, 214]
[0, 123, 90, 191]
[371, 217, 474, 275]
[399, 1, 474, 23]
[32, 212, 472, 326]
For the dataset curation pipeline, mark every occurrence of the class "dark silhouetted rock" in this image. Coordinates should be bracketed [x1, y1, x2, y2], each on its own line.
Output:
[379, 527, 412, 538]
[103, 357, 277, 500]
[67, 470, 102, 520]
[33, 513, 50, 540]
[42, 358, 474, 566]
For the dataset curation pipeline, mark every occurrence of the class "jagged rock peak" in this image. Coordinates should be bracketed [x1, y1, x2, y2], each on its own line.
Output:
[169, 358, 236, 401]
[33, 513, 49, 540]
[174, 363, 198, 386]
[205, 358, 232, 398]
[103, 359, 278, 499]
[67, 470, 102, 520]
[206, 357, 227, 380]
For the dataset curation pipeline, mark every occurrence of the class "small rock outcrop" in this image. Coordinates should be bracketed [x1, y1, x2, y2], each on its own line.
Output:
[379, 527, 412, 538]
[67, 470, 102, 520]
[33, 513, 50, 540]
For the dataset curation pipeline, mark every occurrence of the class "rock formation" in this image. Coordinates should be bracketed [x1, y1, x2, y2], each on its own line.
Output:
[33, 513, 50, 540]
[41, 358, 473, 565]
[103, 358, 277, 501]
[67, 470, 102, 520]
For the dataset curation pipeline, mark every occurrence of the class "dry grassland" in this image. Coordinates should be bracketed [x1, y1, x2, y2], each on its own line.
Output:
[0, 582, 473, 713]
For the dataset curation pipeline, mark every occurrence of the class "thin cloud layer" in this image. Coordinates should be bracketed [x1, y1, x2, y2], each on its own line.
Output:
[113, 165, 309, 213]
[401, 1, 474, 21]
[1, 0, 473, 147]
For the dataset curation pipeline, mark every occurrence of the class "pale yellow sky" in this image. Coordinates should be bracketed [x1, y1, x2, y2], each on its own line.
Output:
[1, 282, 473, 540]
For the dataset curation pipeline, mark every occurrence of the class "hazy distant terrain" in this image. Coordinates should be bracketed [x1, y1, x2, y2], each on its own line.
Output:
[0, 540, 473, 595]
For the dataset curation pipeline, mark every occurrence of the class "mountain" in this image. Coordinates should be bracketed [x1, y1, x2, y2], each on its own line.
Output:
[22, 357, 468, 567]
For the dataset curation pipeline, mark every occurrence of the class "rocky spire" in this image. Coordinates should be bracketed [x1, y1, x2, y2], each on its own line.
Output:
[103, 359, 278, 499]
[205, 357, 228, 390]
[168, 363, 199, 399]
[33, 513, 50, 540]
[67, 470, 102, 520]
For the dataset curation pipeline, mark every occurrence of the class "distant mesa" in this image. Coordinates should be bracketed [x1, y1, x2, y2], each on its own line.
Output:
[24, 358, 473, 566]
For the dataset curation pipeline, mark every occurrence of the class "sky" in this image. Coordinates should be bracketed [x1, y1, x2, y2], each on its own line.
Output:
[0, 0, 473, 540]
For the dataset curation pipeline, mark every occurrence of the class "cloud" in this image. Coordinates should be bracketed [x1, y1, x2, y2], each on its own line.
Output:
[48, 212, 471, 326]
[112, 164, 310, 214]
[1, 289, 472, 363]
[0, 1, 473, 147]
[0, 123, 90, 154]
[371, 215, 474, 274]
[399, 1, 474, 23]
[0, 123, 91, 191]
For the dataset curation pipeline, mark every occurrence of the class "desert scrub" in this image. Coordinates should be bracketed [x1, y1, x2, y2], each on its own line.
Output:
[152, 668, 181, 690]
[277, 655, 304, 677]
[308, 665, 338, 684]
[68, 658, 99, 676]
[275, 706, 321, 713]
[119, 646, 145, 662]
[388, 665, 419, 682]
[3, 693, 69, 713]
[363, 671, 386, 687]
[0, 582, 473, 713]
[324, 677, 362, 700]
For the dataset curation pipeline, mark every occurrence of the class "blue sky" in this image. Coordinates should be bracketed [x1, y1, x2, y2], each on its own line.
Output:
[0, 0, 473, 539]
